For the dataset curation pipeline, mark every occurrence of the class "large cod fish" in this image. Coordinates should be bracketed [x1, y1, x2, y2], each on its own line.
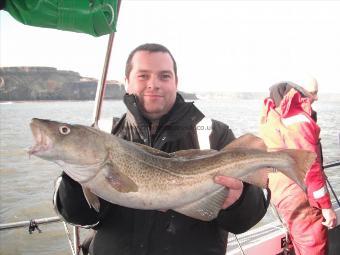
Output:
[29, 118, 315, 221]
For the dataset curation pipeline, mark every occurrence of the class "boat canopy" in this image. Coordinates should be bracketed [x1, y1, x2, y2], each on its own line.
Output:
[4, 0, 118, 37]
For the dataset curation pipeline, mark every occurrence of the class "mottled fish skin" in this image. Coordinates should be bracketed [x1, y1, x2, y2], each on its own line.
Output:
[29, 118, 316, 221]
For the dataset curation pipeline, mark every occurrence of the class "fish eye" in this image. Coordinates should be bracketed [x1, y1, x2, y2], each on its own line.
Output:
[59, 125, 71, 135]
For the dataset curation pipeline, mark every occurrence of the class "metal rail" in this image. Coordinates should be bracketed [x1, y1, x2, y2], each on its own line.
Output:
[0, 216, 60, 231]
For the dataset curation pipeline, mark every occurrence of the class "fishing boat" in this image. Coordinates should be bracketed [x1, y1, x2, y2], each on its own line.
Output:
[1, 1, 339, 254]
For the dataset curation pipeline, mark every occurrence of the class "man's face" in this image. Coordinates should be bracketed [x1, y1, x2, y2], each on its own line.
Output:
[309, 91, 318, 104]
[126, 51, 178, 120]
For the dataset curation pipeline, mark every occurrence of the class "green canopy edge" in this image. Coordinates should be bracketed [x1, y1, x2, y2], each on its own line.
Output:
[4, 0, 118, 37]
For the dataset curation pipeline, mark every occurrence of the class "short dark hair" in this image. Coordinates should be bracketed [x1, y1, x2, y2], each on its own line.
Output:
[125, 43, 178, 81]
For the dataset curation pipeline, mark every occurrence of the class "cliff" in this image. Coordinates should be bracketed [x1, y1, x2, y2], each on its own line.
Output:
[0, 67, 197, 101]
[0, 67, 125, 100]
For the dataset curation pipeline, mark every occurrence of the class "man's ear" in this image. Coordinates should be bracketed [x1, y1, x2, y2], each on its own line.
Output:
[124, 77, 129, 93]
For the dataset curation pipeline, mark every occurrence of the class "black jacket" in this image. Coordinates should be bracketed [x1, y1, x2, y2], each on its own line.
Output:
[54, 94, 269, 255]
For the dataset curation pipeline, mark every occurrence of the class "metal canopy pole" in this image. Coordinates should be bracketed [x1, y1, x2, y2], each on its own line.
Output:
[92, 0, 122, 126]
[75, 1, 122, 253]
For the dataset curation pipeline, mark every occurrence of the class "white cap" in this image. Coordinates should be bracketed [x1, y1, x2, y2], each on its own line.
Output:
[289, 73, 319, 102]
[296, 75, 318, 93]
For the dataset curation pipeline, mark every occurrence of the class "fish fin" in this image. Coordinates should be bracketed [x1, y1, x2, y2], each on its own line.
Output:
[102, 163, 138, 193]
[137, 144, 216, 161]
[134, 143, 173, 158]
[173, 149, 219, 160]
[238, 168, 270, 188]
[222, 133, 267, 151]
[274, 149, 316, 191]
[173, 187, 228, 221]
[82, 186, 100, 212]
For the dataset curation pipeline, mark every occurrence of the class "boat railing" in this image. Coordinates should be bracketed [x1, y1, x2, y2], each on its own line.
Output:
[0, 216, 81, 255]
[0, 216, 61, 232]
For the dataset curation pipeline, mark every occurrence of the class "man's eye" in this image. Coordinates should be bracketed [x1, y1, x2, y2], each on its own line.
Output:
[138, 74, 148, 80]
[160, 74, 171, 80]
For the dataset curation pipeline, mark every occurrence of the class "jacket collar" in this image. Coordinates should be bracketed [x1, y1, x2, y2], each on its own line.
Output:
[262, 88, 312, 119]
[277, 88, 312, 117]
[123, 93, 204, 129]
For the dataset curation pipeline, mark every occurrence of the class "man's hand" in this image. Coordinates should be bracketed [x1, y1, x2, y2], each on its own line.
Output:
[214, 176, 244, 209]
[321, 208, 337, 229]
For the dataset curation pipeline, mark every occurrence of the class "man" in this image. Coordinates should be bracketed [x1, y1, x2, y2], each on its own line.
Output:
[54, 43, 269, 255]
[259, 78, 337, 255]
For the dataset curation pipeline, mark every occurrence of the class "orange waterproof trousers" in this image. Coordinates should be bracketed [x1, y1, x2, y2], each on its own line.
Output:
[269, 173, 328, 255]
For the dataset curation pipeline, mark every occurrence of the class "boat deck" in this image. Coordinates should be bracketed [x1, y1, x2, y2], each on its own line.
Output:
[227, 201, 340, 255]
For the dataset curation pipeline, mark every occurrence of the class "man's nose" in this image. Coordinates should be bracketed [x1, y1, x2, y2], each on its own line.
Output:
[147, 76, 160, 89]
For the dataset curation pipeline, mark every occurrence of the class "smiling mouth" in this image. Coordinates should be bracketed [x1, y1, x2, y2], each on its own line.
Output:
[28, 122, 53, 156]
[144, 94, 163, 98]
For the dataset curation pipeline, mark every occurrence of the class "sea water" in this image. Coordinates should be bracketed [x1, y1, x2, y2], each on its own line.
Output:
[0, 97, 339, 255]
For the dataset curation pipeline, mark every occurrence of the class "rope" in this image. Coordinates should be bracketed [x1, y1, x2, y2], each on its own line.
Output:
[63, 222, 77, 255]
[270, 203, 292, 255]
[323, 160, 340, 169]
[233, 234, 246, 255]
[326, 178, 340, 207]
[324, 160, 340, 207]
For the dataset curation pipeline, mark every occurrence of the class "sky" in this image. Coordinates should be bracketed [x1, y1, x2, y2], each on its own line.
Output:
[1, 1, 340, 93]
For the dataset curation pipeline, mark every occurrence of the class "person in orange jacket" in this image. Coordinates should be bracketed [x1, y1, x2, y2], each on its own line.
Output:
[259, 78, 337, 255]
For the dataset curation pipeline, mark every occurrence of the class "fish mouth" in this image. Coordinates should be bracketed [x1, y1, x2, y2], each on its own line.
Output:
[28, 120, 53, 157]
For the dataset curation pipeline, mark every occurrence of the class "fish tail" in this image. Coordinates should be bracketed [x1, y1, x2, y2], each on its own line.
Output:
[276, 149, 316, 191]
